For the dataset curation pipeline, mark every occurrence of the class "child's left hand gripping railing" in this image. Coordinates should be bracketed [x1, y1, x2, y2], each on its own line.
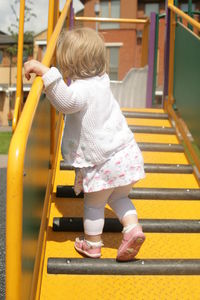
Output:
[6, 1, 72, 299]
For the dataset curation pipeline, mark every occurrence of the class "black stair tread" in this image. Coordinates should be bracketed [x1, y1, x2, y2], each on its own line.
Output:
[53, 217, 200, 233]
[129, 125, 176, 134]
[138, 143, 184, 152]
[129, 188, 200, 200]
[144, 163, 193, 173]
[123, 111, 169, 119]
[47, 258, 200, 275]
[56, 186, 200, 200]
[60, 161, 193, 173]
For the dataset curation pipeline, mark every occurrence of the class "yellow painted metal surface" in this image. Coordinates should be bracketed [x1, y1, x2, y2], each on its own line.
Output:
[40, 230, 200, 259]
[143, 152, 188, 164]
[75, 16, 148, 24]
[38, 108, 200, 299]
[122, 108, 166, 113]
[6, 1, 72, 299]
[134, 133, 179, 143]
[50, 195, 200, 220]
[135, 173, 199, 188]
[40, 275, 200, 300]
[127, 118, 172, 127]
[12, 0, 25, 132]
[40, 195, 200, 298]
[141, 20, 149, 67]
[53, 166, 198, 191]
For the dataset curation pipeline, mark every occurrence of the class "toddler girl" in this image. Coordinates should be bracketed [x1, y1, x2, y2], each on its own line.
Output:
[24, 27, 146, 261]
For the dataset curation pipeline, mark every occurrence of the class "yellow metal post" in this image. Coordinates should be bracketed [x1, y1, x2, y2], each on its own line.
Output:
[6, 1, 72, 299]
[66, 4, 71, 29]
[6, 1, 25, 297]
[48, 0, 57, 163]
[141, 20, 149, 67]
[12, 0, 25, 132]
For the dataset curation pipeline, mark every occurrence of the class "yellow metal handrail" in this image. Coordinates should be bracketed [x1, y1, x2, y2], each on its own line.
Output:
[12, 0, 25, 132]
[47, 0, 60, 163]
[75, 16, 149, 68]
[6, 1, 72, 299]
[168, 3, 200, 31]
[75, 16, 148, 24]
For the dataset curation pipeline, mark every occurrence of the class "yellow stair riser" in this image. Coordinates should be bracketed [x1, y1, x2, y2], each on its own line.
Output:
[39, 107, 200, 300]
[122, 108, 166, 113]
[53, 171, 198, 192]
[134, 133, 179, 143]
[127, 118, 172, 127]
[49, 197, 200, 221]
[39, 275, 200, 300]
[44, 231, 200, 259]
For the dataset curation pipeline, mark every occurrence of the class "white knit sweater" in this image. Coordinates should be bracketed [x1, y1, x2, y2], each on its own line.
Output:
[42, 67, 134, 167]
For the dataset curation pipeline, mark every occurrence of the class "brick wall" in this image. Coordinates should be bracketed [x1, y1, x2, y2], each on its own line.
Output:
[101, 29, 137, 80]
[81, 0, 141, 80]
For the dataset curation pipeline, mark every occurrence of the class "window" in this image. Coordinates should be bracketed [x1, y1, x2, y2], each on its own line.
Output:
[145, 3, 159, 17]
[41, 45, 47, 58]
[106, 46, 119, 80]
[100, 0, 120, 29]
[180, 3, 195, 12]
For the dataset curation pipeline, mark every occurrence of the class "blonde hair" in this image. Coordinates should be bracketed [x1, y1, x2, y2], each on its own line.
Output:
[56, 27, 106, 80]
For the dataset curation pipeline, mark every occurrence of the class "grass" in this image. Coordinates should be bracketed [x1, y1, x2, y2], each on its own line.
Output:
[0, 132, 12, 154]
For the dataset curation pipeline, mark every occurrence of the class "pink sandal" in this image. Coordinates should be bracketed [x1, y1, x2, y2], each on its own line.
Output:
[74, 237, 102, 258]
[117, 225, 145, 261]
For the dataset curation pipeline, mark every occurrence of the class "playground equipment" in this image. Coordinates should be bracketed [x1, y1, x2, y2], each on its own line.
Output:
[6, 0, 200, 299]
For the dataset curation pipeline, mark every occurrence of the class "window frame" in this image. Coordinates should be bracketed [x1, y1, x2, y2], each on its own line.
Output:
[105, 43, 123, 81]
[144, 3, 159, 17]
[100, 0, 120, 30]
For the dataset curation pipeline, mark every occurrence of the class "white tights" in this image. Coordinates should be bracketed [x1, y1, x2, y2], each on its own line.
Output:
[83, 183, 137, 235]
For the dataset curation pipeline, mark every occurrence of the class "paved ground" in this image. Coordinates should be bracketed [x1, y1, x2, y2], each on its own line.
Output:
[0, 168, 6, 300]
[0, 127, 10, 299]
[0, 155, 8, 168]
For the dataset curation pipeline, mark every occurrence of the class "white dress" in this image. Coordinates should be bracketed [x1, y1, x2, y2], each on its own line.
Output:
[74, 140, 145, 195]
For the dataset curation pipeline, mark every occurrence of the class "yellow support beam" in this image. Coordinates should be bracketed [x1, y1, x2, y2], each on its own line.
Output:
[141, 20, 149, 67]
[168, 3, 200, 31]
[47, 0, 58, 163]
[12, 0, 25, 132]
[6, 1, 72, 299]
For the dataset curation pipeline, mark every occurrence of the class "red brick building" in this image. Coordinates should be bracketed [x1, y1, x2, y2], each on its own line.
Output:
[80, 0, 200, 90]
[80, 0, 166, 89]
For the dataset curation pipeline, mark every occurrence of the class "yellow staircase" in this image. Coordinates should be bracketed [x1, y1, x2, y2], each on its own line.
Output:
[39, 108, 200, 299]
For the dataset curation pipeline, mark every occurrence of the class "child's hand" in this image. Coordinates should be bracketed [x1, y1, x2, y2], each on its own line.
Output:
[24, 59, 50, 80]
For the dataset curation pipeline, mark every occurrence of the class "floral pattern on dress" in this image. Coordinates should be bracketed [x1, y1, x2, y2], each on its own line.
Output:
[74, 140, 145, 195]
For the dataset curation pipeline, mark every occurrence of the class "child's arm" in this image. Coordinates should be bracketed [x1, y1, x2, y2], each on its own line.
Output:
[24, 60, 86, 114]
[24, 60, 49, 79]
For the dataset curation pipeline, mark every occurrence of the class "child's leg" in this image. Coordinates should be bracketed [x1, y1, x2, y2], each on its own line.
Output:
[74, 188, 114, 258]
[107, 183, 138, 228]
[108, 183, 145, 261]
[83, 188, 114, 242]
